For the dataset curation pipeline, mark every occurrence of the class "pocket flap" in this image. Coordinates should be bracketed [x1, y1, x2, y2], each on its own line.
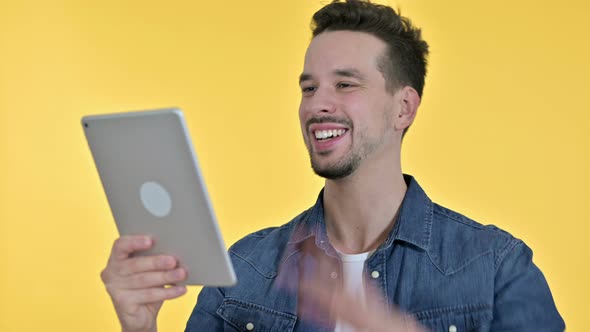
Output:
[217, 298, 297, 332]
[415, 304, 493, 332]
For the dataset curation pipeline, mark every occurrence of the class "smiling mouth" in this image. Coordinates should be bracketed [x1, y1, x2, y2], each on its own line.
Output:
[314, 129, 347, 141]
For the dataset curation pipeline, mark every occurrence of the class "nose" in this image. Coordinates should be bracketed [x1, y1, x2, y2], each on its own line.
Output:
[303, 87, 336, 115]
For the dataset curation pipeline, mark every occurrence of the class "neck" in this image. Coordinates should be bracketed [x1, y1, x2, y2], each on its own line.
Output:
[323, 155, 407, 254]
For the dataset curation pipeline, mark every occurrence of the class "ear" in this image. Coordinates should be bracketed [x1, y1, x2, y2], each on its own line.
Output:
[393, 86, 420, 132]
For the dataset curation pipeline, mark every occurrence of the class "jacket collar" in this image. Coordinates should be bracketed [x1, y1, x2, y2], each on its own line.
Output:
[288, 174, 433, 253]
[386, 174, 433, 252]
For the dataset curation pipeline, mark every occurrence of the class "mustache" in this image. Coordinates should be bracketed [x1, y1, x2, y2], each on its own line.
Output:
[306, 116, 352, 130]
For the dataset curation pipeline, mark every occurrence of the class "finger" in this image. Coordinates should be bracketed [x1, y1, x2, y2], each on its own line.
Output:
[298, 278, 341, 325]
[131, 285, 187, 304]
[300, 285, 368, 329]
[299, 279, 335, 308]
[341, 287, 423, 332]
[314, 286, 369, 326]
[121, 268, 187, 289]
[334, 292, 393, 330]
[300, 278, 414, 331]
[110, 235, 153, 262]
[116, 255, 178, 276]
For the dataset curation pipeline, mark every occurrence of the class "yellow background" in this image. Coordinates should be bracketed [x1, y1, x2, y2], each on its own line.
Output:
[1, 0, 588, 331]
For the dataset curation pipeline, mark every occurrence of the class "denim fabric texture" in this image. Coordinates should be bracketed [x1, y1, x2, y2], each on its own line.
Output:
[186, 175, 565, 331]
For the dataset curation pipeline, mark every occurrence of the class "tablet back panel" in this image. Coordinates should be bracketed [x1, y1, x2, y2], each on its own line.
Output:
[83, 109, 236, 286]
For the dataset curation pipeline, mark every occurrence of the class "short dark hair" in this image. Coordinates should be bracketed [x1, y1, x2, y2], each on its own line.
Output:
[311, 0, 429, 97]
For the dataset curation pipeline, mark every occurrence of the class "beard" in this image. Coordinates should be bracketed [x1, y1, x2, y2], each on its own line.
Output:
[307, 123, 390, 180]
[304, 113, 391, 180]
[310, 150, 361, 179]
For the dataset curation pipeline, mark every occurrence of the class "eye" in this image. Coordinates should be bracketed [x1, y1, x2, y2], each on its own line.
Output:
[301, 86, 317, 94]
[336, 82, 354, 89]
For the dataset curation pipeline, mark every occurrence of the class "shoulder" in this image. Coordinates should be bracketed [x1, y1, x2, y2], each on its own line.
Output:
[226, 208, 311, 278]
[429, 203, 523, 273]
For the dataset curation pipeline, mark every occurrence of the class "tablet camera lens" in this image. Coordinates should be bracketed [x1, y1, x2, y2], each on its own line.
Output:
[84, 122, 88, 128]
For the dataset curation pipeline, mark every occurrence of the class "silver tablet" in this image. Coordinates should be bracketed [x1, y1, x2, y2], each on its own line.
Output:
[82, 108, 236, 286]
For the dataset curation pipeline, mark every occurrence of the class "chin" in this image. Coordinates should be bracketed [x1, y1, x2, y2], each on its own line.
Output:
[310, 157, 359, 180]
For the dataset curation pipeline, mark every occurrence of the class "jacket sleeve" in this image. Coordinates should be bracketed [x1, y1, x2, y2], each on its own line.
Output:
[184, 286, 225, 331]
[492, 240, 565, 331]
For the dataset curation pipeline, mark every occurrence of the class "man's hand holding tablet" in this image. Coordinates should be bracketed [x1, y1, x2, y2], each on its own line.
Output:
[101, 235, 187, 332]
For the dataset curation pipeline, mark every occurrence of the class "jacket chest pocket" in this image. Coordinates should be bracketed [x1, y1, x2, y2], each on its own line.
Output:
[415, 304, 493, 332]
[217, 298, 297, 332]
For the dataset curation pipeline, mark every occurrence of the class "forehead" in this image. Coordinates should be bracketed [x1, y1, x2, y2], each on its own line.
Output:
[303, 30, 387, 76]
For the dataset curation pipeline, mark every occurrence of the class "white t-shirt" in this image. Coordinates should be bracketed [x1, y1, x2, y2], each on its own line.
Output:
[334, 250, 372, 332]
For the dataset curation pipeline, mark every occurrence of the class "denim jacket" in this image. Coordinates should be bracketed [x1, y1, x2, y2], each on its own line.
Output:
[186, 175, 564, 331]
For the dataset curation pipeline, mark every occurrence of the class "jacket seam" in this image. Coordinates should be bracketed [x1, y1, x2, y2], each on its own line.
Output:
[230, 250, 276, 279]
[219, 297, 297, 319]
[427, 249, 494, 276]
[412, 303, 493, 320]
[434, 207, 485, 230]
[494, 238, 521, 272]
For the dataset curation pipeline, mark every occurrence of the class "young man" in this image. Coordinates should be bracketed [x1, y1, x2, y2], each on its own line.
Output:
[101, 1, 565, 331]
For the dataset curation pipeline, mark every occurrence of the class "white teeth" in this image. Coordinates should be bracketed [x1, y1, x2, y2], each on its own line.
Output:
[314, 129, 346, 140]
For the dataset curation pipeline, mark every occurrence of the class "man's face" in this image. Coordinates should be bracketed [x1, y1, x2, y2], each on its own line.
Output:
[299, 30, 400, 179]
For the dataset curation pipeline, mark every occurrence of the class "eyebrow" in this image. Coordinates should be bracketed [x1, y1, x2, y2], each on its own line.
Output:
[299, 68, 367, 84]
[299, 73, 312, 84]
[334, 68, 366, 80]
